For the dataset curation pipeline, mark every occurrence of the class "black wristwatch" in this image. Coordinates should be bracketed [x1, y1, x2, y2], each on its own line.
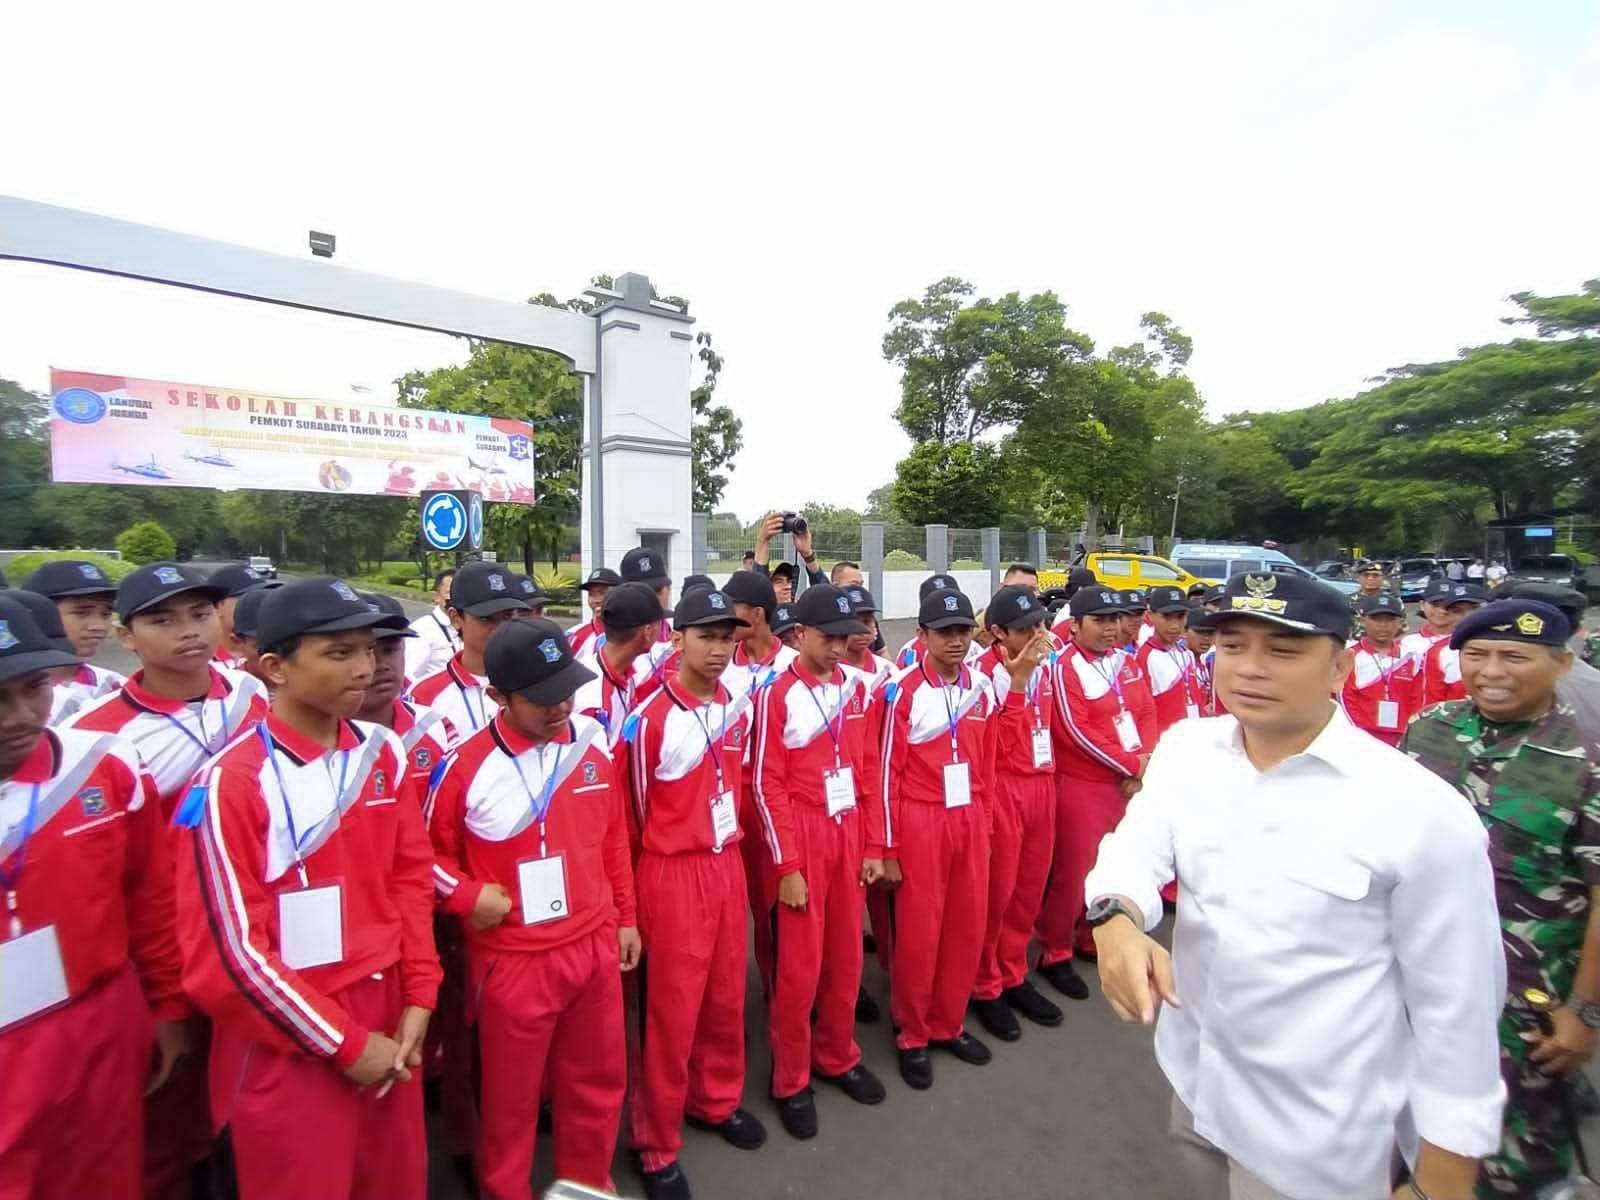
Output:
[1568, 998, 1600, 1029]
[1085, 897, 1139, 929]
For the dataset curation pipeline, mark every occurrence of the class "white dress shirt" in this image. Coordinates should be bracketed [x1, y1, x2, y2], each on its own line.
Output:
[1084, 707, 1506, 1200]
[404, 605, 461, 683]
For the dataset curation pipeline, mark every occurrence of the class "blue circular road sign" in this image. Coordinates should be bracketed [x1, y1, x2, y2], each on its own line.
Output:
[422, 492, 468, 550]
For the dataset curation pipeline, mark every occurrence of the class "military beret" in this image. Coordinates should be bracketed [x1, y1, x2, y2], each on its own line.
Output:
[1449, 599, 1571, 650]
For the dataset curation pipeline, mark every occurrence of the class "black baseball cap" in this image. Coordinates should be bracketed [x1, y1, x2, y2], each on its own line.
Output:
[682, 574, 715, 595]
[1185, 604, 1219, 632]
[3, 589, 74, 654]
[1355, 559, 1383, 573]
[0, 594, 80, 683]
[919, 587, 976, 630]
[514, 574, 550, 606]
[844, 585, 878, 616]
[1359, 593, 1404, 618]
[986, 585, 1049, 630]
[256, 577, 409, 653]
[724, 570, 777, 617]
[232, 586, 276, 640]
[621, 547, 670, 589]
[769, 561, 796, 582]
[674, 588, 748, 630]
[1423, 579, 1485, 606]
[601, 582, 664, 631]
[579, 568, 622, 592]
[1118, 589, 1148, 612]
[1070, 586, 1125, 619]
[919, 574, 959, 600]
[771, 603, 798, 636]
[449, 562, 530, 618]
[1451, 599, 1571, 651]
[360, 592, 418, 640]
[1215, 572, 1351, 639]
[117, 562, 227, 622]
[1146, 586, 1189, 615]
[210, 562, 270, 598]
[793, 585, 869, 637]
[21, 559, 118, 598]
[485, 618, 595, 705]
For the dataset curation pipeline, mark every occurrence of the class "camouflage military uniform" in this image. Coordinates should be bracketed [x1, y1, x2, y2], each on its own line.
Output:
[1349, 586, 1402, 639]
[1584, 631, 1600, 671]
[1403, 699, 1600, 1199]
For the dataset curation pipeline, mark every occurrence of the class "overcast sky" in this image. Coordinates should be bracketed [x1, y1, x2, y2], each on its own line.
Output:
[3, 1, 1597, 524]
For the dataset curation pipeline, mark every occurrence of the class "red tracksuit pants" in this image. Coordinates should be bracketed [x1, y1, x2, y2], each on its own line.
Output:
[890, 800, 989, 1049]
[975, 772, 1056, 999]
[632, 848, 748, 1172]
[210, 968, 426, 1200]
[767, 804, 865, 1098]
[0, 964, 152, 1200]
[470, 926, 625, 1198]
[1037, 775, 1126, 966]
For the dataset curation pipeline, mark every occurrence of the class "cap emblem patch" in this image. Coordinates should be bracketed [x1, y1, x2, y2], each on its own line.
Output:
[487, 573, 506, 592]
[708, 592, 726, 610]
[330, 581, 359, 602]
[943, 595, 959, 612]
[79, 564, 103, 580]
[154, 566, 184, 585]
[538, 638, 562, 663]
[1516, 612, 1545, 637]
[1243, 574, 1277, 598]
[1018, 596, 1031, 609]
[0, 621, 15, 651]
[836, 596, 851, 614]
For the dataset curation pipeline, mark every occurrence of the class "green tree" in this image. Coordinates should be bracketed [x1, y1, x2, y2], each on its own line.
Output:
[0, 379, 65, 547]
[891, 442, 1008, 527]
[118, 520, 177, 564]
[691, 332, 743, 512]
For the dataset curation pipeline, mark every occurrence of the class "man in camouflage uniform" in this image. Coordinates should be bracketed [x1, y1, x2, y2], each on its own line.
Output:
[1404, 598, 1600, 1200]
[1349, 559, 1402, 639]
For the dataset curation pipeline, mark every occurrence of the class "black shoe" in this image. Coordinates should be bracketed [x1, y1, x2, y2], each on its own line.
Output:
[970, 996, 1022, 1042]
[897, 1047, 933, 1090]
[931, 1030, 992, 1065]
[1003, 981, 1064, 1027]
[855, 986, 880, 1024]
[776, 1088, 818, 1140]
[816, 1063, 887, 1105]
[863, 931, 877, 954]
[686, 1107, 767, 1151]
[537, 1099, 553, 1133]
[449, 1153, 480, 1200]
[1075, 946, 1099, 963]
[1039, 959, 1090, 1001]
[642, 1163, 692, 1200]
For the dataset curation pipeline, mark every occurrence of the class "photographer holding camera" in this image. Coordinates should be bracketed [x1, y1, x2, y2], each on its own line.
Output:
[753, 511, 826, 600]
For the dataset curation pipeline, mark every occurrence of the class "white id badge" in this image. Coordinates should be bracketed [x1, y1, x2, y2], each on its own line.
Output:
[0, 925, 70, 1030]
[278, 884, 344, 970]
[517, 855, 570, 926]
[1031, 728, 1053, 769]
[710, 790, 738, 849]
[1185, 701, 1200, 720]
[824, 768, 856, 817]
[1113, 710, 1143, 752]
[943, 761, 972, 809]
[1377, 699, 1401, 730]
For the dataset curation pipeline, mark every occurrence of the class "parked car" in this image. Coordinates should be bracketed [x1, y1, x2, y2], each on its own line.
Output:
[1395, 557, 1439, 601]
[1513, 554, 1586, 592]
[1267, 559, 1360, 597]
[1168, 542, 1361, 599]
[1085, 552, 1203, 593]
[248, 555, 277, 580]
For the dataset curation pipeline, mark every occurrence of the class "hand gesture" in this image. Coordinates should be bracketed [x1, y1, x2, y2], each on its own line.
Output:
[792, 523, 815, 561]
[618, 925, 643, 971]
[998, 628, 1049, 690]
[755, 513, 783, 555]
[344, 1032, 409, 1090]
[861, 857, 886, 886]
[778, 870, 809, 911]
[145, 1018, 192, 1096]
[470, 882, 514, 932]
[881, 859, 903, 889]
[375, 1006, 432, 1097]
[1094, 913, 1180, 1025]
[1527, 1005, 1598, 1076]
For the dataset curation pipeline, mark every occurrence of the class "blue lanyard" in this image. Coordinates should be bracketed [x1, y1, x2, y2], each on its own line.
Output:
[510, 742, 563, 857]
[455, 679, 488, 730]
[1, 784, 41, 938]
[939, 673, 964, 763]
[164, 701, 227, 760]
[802, 674, 846, 766]
[689, 702, 728, 791]
[1091, 653, 1128, 710]
[1361, 642, 1402, 697]
[258, 725, 349, 886]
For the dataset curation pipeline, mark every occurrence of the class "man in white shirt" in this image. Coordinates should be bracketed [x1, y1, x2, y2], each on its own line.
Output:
[1084, 570, 1506, 1200]
[405, 568, 461, 682]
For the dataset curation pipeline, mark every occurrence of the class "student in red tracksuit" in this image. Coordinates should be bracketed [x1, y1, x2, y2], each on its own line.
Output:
[970, 586, 1064, 1043]
[1036, 586, 1157, 1001]
[570, 568, 623, 658]
[620, 546, 677, 677]
[751, 585, 888, 1140]
[67, 561, 269, 1198]
[620, 587, 768, 1200]
[879, 587, 1000, 1091]
[173, 578, 440, 1200]
[1134, 586, 1207, 738]
[428, 619, 639, 1198]
[0, 595, 191, 1200]
[721, 569, 796, 991]
[18, 558, 126, 724]
[412, 561, 532, 741]
[573, 582, 667, 749]
[1186, 605, 1220, 716]
[1342, 593, 1424, 746]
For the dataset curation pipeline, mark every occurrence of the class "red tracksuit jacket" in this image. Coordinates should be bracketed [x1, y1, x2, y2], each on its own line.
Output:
[1050, 644, 1158, 783]
[1134, 638, 1206, 738]
[426, 712, 635, 946]
[976, 645, 1058, 778]
[70, 665, 269, 818]
[388, 698, 456, 783]
[567, 616, 604, 657]
[573, 644, 649, 748]
[1421, 638, 1468, 706]
[1342, 641, 1424, 743]
[619, 675, 751, 856]
[877, 659, 1002, 855]
[751, 662, 878, 874]
[175, 712, 442, 1072]
[412, 655, 496, 743]
[0, 728, 187, 1026]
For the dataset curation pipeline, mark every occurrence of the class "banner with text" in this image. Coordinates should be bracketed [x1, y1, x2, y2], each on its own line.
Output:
[48, 369, 537, 504]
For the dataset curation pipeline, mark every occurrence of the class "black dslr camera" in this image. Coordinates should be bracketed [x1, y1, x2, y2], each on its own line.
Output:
[780, 511, 808, 535]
